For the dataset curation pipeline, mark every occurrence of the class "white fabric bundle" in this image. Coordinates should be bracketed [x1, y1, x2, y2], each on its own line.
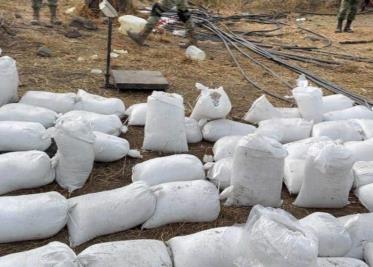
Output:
[312, 120, 364, 142]
[143, 91, 188, 152]
[223, 134, 287, 207]
[0, 242, 77, 267]
[185, 117, 202, 143]
[0, 151, 55, 195]
[317, 258, 368, 267]
[143, 180, 220, 228]
[0, 192, 68, 243]
[355, 119, 373, 139]
[93, 131, 129, 162]
[236, 205, 318, 267]
[322, 94, 354, 113]
[345, 139, 373, 162]
[77, 240, 172, 267]
[0, 56, 18, 106]
[353, 161, 373, 188]
[190, 83, 232, 121]
[53, 117, 95, 193]
[292, 75, 323, 123]
[125, 103, 147, 126]
[355, 184, 373, 211]
[67, 182, 156, 247]
[168, 226, 244, 267]
[207, 157, 233, 190]
[213, 135, 243, 161]
[0, 103, 58, 128]
[257, 118, 313, 143]
[299, 212, 352, 257]
[324, 105, 373, 121]
[338, 213, 373, 259]
[20, 91, 77, 113]
[243, 95, 281, 124]
[294, 142, 354, 208]
[202, 119, 256, 142]
[132, 154, 205, 186]
[0, 121, 51, 152]
[276, 107, 301, 118]
[74, 89, 125, 117]
[118, 15, 147, 35]
[364, 242, 373, 266]
[58, 110, 125, 136]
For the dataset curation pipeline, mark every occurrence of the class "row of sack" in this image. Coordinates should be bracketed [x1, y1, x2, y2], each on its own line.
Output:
[1, 205, 373, 267]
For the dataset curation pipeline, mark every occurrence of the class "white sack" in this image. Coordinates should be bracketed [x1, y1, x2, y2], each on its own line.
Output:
[284, 158, 306, 195]
[125, 103, 147, 126]
[276, 107, 301, 118]
[355, 184, 373, 212]
[143, 91, 188, 152]
[338, 213, 373, 259]
[0, 151, 55, 195]
[0, 121, 51, 152]
[213, 135, 243, 161]
[0, 242, 77, 267]
[190, 83, 232, 121]
[345, 139, 373, 162]
[0, 103, 58, 128]
[322, 94, 354, 113]
[0, 56, 18, 106]
[132, 154, 205, 186]
[353, 161, 373, 188]
[168, 226, 244, 267]
[77, 240, 172, 267]
[185, 45, 206, 61]
[243, 95, 281, 124]
[74, 89, 125, 117]
[202, 119, 256, 142]
[299, 212, 352, 257]
[20, 91, 77, 113]
[53, 117, 95, 192]
[257, 118, 313, 143]
[317, 257, 368, 267]
[312, 120, 364, 142]
[93, 131, 129, 162]
[185, 117, 202, 143]
[284, 136, 333, 159]
[118, 15, 146, 35]
[59, 110, 125, 136]
[364, 242, 373, 266]
[0, 192, 68, 243]
[67, 182, 156, 247]
[355, 119, 373, 139]
[223, 134, 287, 207]
[294, 142, 354, 208]
[324, 105, 373, 121]
[207, 157, 233, 190]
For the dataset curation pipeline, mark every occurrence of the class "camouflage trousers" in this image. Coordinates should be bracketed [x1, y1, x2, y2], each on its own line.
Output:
[32, 0, 58, 10]
[337, 0, 359, 21]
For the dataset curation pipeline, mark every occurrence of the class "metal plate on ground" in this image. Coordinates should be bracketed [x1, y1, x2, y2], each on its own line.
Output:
[111, 70, 169, 91]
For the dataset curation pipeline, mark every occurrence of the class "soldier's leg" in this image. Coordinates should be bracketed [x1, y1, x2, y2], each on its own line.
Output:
[177, 0, 197, 47]
[31, 0, 42, 25]
[48, 0, 62, 25]
[345, 0, 358, 32]
[336, 0, 348, 32]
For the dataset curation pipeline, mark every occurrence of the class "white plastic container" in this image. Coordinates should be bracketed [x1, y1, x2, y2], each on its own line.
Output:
[118, 15, 147, 35]
[186, 45, 206, 61]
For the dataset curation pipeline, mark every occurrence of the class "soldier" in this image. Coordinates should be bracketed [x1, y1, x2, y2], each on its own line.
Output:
[31, 0, 62, 26]
[127, 0, 196, 47]
[336, 0, 359, 33]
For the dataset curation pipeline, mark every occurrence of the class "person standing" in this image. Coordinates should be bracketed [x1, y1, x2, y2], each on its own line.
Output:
[336, 0, 359, 33]
[31, 0, 62, 26]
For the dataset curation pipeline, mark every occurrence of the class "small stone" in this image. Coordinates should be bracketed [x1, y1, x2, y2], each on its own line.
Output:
[91, 69, 102, 74]
[64, 29, 82, 38]
[15, 13, 22, 19]
[90, 54, 99, 60]
[110, 52, 119, 58]
[77, 57, 85, 62]
[37, 47, 52, 57]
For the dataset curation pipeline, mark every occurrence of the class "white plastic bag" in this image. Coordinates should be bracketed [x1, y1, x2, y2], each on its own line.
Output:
[125, 103, 147, 126]
[284, 136, 333, 159]
[185, 117, 202, 143]
[168, 226, 244, 267]
[202, 119, 256, 142]
[364, 242, 373, 266]
[207, 157, 233, 190]
[186, 45, 206, 61]
[345, 139, 373, 162]
[338, 213, 373, 259]
[0, 103, 58, 128]
[0, 151, 55, 195]
[312, 120, 364, 142]
[322, 94, 354, 113]
[317, 257, 368, 267]
[93, 131, 129, 162]
[67, 182, 156, 247]
[355, 184, 373, 212]
[53, 117, 95, 193]
[213, 135, 243, 161]
[132, 154, 205, 186]
[353, 161, 373, 188]
[0, 192, 68, 243]
[0, 242, 77, 267]
[299, 212, 352, 257]
[74, 89, 125, 117]
[20, 91, 77, 113]
[243, 95, 281, 124]
[118, 15, 146, 35]
[223, 134, 287, 207]
[77, 240, 172, 267]
[284, 158, 306, 195]
[58, 110, 125, 136]
[191, 83, 232, 121]
[0, 121, 51, 152]
[324, 105, 373, 121]
[294, 142, 354, 208]
[143, 91, 188, 152]
[0, 56, 18, 106]
[276, 107, 301, 118]
[355, 119, 373, 139]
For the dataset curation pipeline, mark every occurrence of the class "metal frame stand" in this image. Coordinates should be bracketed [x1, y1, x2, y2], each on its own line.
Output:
[105, 17, 114, 89]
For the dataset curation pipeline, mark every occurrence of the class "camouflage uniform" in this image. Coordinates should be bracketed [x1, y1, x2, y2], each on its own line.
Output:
[336, 0, 359, 32]
[31, 0, 61, 25]
[32, 0, 58, 9]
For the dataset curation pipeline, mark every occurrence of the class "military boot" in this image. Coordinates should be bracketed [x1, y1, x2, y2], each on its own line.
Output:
[344, 20, 353, 33]
[335, 19, 343, 33]
[49, 6, 62, 26]
[31, 8, 40, 25]
[127, 26, 153, 46]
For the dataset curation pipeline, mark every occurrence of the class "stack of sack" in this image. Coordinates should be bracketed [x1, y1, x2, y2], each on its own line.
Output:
[353, 161, 373, 211]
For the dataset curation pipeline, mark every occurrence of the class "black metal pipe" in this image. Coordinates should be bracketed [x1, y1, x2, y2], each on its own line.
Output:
[105, 17, 113, 88]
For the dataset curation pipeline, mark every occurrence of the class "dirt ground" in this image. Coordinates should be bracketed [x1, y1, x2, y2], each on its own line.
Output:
[0, 0, 372, 256]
